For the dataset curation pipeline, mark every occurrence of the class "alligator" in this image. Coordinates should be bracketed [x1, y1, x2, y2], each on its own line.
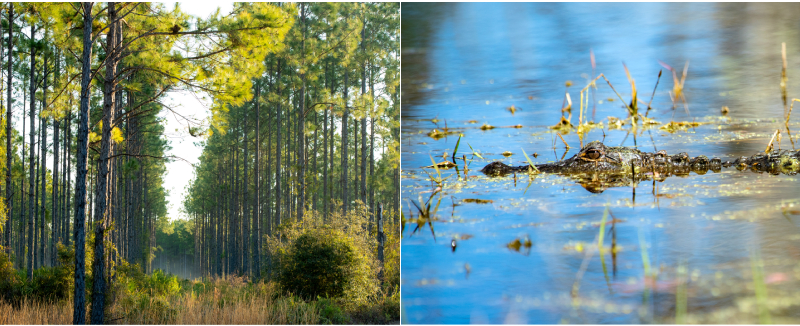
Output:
[480, 140, 800, 193]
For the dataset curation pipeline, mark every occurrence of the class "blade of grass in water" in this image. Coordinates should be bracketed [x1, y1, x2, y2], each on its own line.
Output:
[598, 205, 612, 294]
[639, 228, 652, 321]
[467, 143, 484, 160]
[452, 134, 462, 162]
[429, 154, 442, 181]
[521, 149, 540, 173]
[598, 206, 609, 251]
[638, 228, 651, 277]
[751, 248, 771, 324]
[675, 262, 687, 324]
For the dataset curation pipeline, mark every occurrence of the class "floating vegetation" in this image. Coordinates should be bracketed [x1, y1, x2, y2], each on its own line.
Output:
[607, 116, 627, 129]
[506, 235, 533, 252]
[550, 116, 574, 131]
[423, 160, 457, 169]
[427, 128, 458, 139]
[575, 121, 605, 134]
[463, 198, 493, 204]
[480, 123, 495, 130]
[502, 151, 513, 157]
[507, 105, 518, 114]
[659, 120, 707, 133]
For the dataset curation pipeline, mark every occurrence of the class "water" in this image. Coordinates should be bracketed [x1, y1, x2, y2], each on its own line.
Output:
[401, 3, 800, 324]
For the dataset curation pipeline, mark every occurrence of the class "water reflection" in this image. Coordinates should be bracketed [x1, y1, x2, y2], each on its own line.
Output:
[402, 2, 800, 324]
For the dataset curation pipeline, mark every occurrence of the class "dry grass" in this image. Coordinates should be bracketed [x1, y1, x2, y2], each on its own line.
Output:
[1, 283, 320, 325]
[116, 294, 319, 324]
[0, 298, 74, 324]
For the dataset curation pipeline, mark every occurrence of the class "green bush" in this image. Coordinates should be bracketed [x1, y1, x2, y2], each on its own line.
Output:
[316, 297, 350, 324]
[0, 247, 22, 304]
[383, 221, 400, 294]
[0, 244, 75, 304]
[28, 265, 72, 302]
[265, 206, 391, 318]
[145, 269, 181, 297]
[277, 227, 361, 300]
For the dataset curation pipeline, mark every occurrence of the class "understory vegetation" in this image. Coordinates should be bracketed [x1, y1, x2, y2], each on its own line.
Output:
[0, 207, 399, 324]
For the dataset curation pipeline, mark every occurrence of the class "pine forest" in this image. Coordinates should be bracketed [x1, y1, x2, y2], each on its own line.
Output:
[0, 2, 400, 324]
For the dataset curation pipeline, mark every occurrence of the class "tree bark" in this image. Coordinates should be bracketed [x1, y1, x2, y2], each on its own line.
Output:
[275, 59, 282, 228]
[73, 3, 94, 324]
[342, 70, 349, 213]
[39, 86, 48, 268]
[27, 23, 36, 280]
[35, 115, 41, 268]
[360, 20, 368, 211]
[52, 51, 60, 266]
[322, 60, 329, 221]
[4, 3, 12, 253]
[91, 3, 119, 322]
[253, 80, 260, 278]
[40, 49, 49, 267]
[297, 3, 306, 223]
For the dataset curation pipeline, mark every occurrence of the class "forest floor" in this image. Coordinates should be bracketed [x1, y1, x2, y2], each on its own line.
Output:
[1, 274, 399, 324]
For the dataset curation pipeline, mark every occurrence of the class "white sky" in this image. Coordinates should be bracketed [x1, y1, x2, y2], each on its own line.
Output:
[162, 2, 234, 220]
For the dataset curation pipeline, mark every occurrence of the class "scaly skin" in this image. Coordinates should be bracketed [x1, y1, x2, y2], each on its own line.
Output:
[480, 140, 800, 193]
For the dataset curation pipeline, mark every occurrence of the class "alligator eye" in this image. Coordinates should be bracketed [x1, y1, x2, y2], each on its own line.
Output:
[586, 150, 601, 160]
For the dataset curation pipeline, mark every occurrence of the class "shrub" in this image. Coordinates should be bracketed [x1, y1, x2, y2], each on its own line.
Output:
[383, 220, 400, 294]
[0, 245, 75, 305]
[0, 247, 22, 304]
[28, 265, 72, 302]
[145, 269, 181, 297]
[316, 297, 350, 324]
[277, 226, 360, 300]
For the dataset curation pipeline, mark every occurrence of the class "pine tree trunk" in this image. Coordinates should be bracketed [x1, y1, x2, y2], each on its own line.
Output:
[27, 22, 36, 280]
[322, 61, 329, 222]
[34, 117, 41, 269]
[65, 103, 72, 247]
[73, 3, 94, 323]
[342, 70, 349, 213]
[275, 59, 282, 228]
[39, 106, 47, 268]
[4, 4, 12, 253]
[240, 118, 252, 276]
[329, 99, 335, 214]
[313, 108, 318, 213]
[369, 63, 376, 229]
[227, 150, 233, 275]
[40, 52, 48, 267]
[266, 79, 272, 237]
[253, 80, 260, 278]
[215, 163, 221, 276]
[266, 77, 272, 238]
[360, 22, 368, 212]
[52, 52, 60, 266]
[91, 3, 119, 321]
